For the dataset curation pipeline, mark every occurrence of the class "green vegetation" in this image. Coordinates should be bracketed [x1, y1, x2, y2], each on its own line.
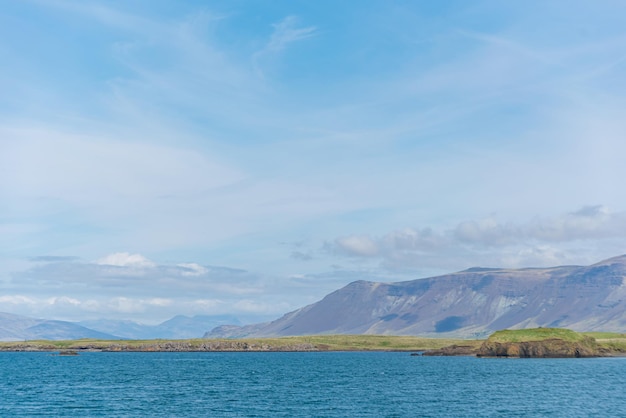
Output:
[264, 334, 482, 351]
[1, 330, 624, 355]
[487, 328, 588, 343]
[474, 328, 626, 357]
[0, 335, 481, 352]
[584, 332, 626, 354]
[485, 328, 626, 353]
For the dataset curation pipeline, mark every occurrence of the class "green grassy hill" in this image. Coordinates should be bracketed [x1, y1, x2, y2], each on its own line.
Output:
[487, 328, 587, 343]
[477, 328, 625, 358]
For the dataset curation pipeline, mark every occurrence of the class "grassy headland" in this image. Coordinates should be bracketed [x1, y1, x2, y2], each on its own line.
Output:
[497, 329, 626, 354]
[477, 328, 626, 357]
[487, 328, 587, 343]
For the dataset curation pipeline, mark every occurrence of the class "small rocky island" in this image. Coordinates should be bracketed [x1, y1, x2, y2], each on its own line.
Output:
[424, 328, 623, 358]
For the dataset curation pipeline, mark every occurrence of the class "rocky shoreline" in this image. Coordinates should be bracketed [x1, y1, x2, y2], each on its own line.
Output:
[423, 329, 626, 358]
[2, 329, 624, 356]
[0, 341, 321, 353]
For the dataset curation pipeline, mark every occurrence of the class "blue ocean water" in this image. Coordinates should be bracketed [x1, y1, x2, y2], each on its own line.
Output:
[0, 352, 625, 417]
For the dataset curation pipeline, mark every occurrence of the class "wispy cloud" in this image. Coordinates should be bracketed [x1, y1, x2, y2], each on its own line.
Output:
[252, 15, 317, 78]
[265, 16, 317, 53]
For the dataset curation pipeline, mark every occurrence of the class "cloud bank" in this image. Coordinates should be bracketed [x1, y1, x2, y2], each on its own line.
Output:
[329, 206, 626, 273]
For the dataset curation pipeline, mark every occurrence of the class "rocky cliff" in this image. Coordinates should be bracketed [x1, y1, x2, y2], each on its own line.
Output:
[424, 328, 616, 358]
[476, 338, 598, 358]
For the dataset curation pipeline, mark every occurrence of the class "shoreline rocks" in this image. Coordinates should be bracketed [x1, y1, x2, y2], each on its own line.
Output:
[422, 328, 621, 358]
[475, 337, 600, 358]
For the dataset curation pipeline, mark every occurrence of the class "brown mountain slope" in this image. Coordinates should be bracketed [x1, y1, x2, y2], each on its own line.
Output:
[206, 255, 626, 338]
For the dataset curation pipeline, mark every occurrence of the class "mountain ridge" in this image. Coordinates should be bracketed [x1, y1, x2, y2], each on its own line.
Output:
[206, 254, 626, 338]
[0, 312, 120, 341]
[0, 313, 242, 341]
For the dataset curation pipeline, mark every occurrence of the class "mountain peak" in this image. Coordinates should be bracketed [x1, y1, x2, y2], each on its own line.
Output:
[207, 254, 626, 338]
[591, 254, 626, 267]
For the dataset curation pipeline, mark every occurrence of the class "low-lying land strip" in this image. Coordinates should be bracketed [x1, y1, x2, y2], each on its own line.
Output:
[0, 335, 480, 353]
[1, 330, 625, 356]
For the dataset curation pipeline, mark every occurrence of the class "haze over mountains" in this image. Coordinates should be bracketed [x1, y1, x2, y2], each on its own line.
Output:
[3, 255, 626, 341]
[0, 312, 118, 342]
[207, 254, 626, 338]
[0, 313, 240, 341]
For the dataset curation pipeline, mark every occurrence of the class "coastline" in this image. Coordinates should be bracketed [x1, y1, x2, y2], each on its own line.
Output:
[2, 329, 625, 357]
[0, 334, 478, 353]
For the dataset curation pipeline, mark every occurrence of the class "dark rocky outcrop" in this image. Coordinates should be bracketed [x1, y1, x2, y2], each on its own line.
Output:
[423, 328, 617, 358]
[0, 340, 319, 353]
[422, 344, 478, 356]
[476, 337, 599, 358]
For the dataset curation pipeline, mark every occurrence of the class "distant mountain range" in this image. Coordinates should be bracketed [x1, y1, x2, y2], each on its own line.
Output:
[206, 254, 626, 338]
[5, 255, 626, 341]
[0, 313, 241, 341]
[0, 312, 119, 341]
[78, 315, 241, 340]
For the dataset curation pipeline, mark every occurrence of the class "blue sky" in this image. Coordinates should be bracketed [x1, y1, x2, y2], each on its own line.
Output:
[2, 0, 626, 324]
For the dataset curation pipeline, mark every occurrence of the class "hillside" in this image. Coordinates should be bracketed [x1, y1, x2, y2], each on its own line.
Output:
[0, 313, 240, 341]
[206, 255, 626, 338]
[79, 315, 241, 339]
[0, 312, 119, 341]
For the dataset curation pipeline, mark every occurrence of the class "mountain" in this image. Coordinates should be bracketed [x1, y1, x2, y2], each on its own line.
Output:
[0, 312, 243, 341]
[80, 315, 242, 339]
[156, 315, 242, 339]
[206, 255, 626, 338]
[76, 319, 157, 340]
[0, 312, 119, 341]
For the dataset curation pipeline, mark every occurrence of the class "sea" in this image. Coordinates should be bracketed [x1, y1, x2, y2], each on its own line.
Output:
[0, 351, 625, 417]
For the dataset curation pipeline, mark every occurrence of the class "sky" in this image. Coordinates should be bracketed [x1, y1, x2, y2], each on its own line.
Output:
[2, 0, 626, 324]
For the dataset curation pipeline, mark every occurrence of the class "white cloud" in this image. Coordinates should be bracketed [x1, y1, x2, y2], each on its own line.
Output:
[334, 235, 379, 257]
[0, 295, 38, 306]
[97, 252, 156, 268]
[526, 206, 626, 242]
[2, 254, 308, 322]
[0, 295, 175, 319]
[457, 206, 626, 245]
[498, 246, 567, 269]
[381, 228, 447, 252]
[46, 296, 81, 307]
[454, 218, 519, 247]
[177, 263, 209, 276]
[328, 206, 626, 273]
[106, 297, 173, 314]
[190, 299, 223, 309]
